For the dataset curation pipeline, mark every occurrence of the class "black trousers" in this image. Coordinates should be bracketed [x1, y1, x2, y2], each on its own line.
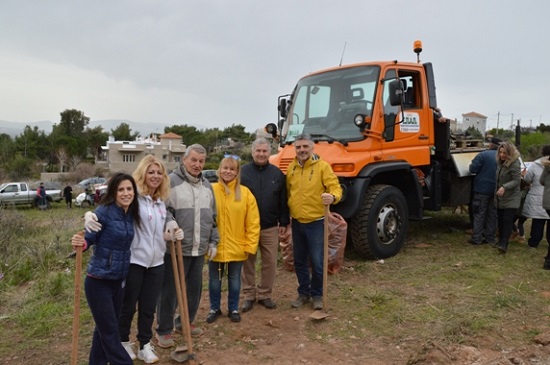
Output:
[118, 263, 164, 348]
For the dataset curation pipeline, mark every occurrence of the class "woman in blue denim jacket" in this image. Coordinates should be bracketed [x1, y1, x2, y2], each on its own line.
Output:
[71, 172, 141, 365]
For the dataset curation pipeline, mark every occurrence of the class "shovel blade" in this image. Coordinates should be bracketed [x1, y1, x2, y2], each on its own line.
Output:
[171, 345, 189, 363]
[309, 310, 330, 320]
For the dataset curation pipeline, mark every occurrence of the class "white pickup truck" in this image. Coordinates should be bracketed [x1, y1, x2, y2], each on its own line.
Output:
[0, 182, 63, 208]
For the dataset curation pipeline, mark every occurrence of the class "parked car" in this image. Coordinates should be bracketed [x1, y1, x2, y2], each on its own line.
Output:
[75, 184, 107, 208]
[76, 177, 106, 188]
[202, 170, 218, 183]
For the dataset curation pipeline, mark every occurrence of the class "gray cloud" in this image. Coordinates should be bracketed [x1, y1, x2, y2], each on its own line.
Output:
[0, 0, 548, 132]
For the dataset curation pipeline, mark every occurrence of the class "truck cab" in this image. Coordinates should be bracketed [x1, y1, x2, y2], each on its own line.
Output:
[267, 41, 479, 259]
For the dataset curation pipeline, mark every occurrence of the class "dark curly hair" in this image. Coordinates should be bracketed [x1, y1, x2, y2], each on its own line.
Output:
[542, 145, 550, 157]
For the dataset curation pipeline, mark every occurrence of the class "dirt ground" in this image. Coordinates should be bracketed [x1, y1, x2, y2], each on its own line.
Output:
[20, 264, 548, 365]
[4, 239, 550, 365]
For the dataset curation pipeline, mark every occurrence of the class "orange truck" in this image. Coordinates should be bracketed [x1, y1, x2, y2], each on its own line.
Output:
[266, 41, 483, 259]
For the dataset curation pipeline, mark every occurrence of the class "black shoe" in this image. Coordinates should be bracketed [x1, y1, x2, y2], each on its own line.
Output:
[228, 310, 241, 322]
[497, 245, 507, 254]
[258, 298, 277, 309]
[468, 239, 483, 245]
[206, 309, 222, 323]
[241, 299, 254, 312]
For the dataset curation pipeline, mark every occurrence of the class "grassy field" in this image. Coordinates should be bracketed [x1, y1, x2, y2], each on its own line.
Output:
[1, 204, 550, 364]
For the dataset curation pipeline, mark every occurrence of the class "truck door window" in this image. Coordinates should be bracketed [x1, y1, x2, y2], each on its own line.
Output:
[4, 185, 17, 193]
[382, 70, 398, 141]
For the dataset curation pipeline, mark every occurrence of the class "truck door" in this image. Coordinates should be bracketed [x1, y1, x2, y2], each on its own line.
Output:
[1, 183, 20, 204]
[380, 68, 431, 167]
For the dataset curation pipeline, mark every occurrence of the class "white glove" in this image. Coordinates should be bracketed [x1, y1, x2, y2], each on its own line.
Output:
[174, 228, 184, 241]
[207, 245, 217, 261]
[84, 211, 102, 233]
[164, 220, 179, 241]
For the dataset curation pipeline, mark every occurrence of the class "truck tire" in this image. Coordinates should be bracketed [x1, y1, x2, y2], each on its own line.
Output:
[81, 200, 91, 208]
[350, 184, 409, 259]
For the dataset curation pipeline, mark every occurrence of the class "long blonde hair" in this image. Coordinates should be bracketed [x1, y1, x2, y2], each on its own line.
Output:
[132, 155, 170, 201]
[217, 156, 242, 201]
[496, 141, 518, 163]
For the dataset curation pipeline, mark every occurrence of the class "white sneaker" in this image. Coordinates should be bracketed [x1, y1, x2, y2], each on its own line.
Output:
[121, 341, 136, 360]
[137, 342, 159, 364]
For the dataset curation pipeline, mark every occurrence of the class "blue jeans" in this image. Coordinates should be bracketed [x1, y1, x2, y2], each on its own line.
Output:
[85, 276, 133, 365]
[292, 219, 324, 298]
[208, 261, 243, 313]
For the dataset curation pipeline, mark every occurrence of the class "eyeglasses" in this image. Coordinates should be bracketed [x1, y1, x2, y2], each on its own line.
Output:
[224, 154, 240, 160]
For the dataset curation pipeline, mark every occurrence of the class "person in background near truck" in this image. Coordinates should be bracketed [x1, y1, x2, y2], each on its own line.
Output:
[36, 182, 46, 208]
[156, 144, 219, 347]
[70, 172, 141, 365]
[539, 153, 550, 269]
[495, 141, 522, 254]
[432, 107, 448, 124]
[286, 133, 342, 310]
[85, 156, 179, 362]
[63, 183, 72, 208]
[207, 155, 260, 323]
[522, 146, 550, 250]
[467, 137, 501, 245]
[240, 138, 290, 313]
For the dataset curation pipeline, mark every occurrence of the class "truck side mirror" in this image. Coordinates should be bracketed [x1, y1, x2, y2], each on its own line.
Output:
[278, 98, 288, 118]
[388, 80, 405, 106]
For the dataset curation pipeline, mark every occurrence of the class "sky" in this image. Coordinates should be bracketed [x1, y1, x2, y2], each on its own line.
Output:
[1, 0, 548, 134]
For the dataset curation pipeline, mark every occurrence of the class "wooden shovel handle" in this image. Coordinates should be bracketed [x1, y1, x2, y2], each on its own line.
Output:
[323, 204, 329, 310]
[70, 231, 84, 365]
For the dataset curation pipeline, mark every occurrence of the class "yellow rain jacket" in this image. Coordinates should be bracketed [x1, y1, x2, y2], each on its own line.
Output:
[286, 154, 342, 223]
[211, 179, 260, 262]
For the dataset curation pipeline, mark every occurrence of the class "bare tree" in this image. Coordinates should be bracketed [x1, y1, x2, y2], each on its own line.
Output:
[55, 147, 69, 172]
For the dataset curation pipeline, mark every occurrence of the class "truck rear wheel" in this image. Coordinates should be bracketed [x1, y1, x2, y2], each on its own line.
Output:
[350, 184, 408, 259]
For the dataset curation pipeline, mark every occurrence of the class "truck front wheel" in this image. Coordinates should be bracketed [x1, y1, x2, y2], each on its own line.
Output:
[350, 184, 409, 259]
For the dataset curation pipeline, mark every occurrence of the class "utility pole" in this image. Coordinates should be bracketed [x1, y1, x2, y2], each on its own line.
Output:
[496, 111, 500, 135]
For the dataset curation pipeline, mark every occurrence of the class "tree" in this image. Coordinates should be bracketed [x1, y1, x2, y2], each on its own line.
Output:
[14, 125, 50, 160]
[465, 126, 483, 139]
[0, 133, 15, 166]
[164, 124, 206, 146]
[85, 126, 109, 161]
[54, 109, 89, 137]
[111, 122, 139, 141]
[51, 109, 91, 159]
[54, 147, 69, 173]
[5, 153, 35, 180]
[536, 123, 550, 133]
[220, 124, 252, 143]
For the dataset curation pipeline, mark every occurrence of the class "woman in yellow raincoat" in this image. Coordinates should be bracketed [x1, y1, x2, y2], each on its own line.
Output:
[206, 155, 260, 323]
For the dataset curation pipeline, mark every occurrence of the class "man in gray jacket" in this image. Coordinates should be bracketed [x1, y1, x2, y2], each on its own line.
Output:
[156, 144, 219, 346]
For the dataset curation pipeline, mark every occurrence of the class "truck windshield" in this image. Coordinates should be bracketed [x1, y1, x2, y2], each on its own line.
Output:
[283, 65, 379, 143]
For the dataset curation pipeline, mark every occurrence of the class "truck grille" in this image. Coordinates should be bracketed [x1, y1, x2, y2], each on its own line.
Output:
[280, 158, 293, 173]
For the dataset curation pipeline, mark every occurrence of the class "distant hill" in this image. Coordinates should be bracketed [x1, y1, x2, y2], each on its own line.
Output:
[0, 119, 209, 138]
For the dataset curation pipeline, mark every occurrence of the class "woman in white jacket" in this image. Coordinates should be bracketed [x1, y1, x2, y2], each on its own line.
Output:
[522, 146, 550, 249]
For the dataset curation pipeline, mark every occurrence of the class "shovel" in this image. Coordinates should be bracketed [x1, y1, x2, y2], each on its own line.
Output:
[70, 231, 84, 365]
[310, 205, 330, 321]
[169, 240, 196, 363]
